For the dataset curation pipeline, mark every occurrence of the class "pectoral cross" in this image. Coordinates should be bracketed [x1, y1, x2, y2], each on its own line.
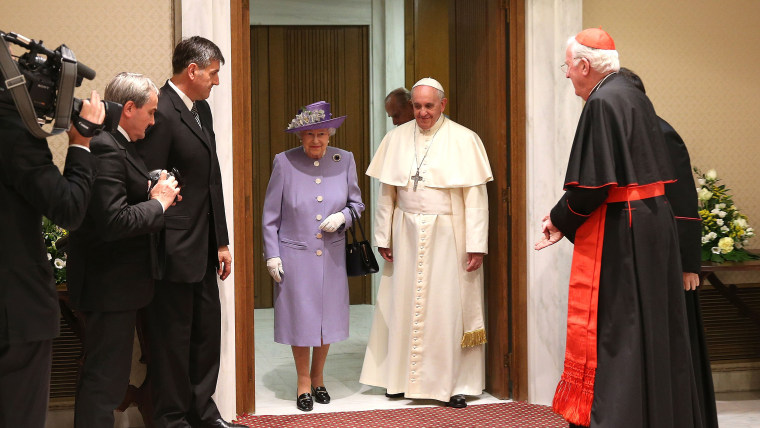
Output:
[411, 169, 423, 191]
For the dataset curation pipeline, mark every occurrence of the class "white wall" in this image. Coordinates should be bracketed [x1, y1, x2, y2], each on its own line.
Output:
[525, 0, 583, 405]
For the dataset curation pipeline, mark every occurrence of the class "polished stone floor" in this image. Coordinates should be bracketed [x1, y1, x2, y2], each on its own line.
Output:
[255, 305, 760, 427]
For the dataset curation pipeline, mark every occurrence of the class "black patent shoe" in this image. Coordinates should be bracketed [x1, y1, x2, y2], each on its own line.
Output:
[385, 391, 405, 398]
[296, 392, 313, 411]
[312, 386, 331, 404]
[446, 394, 467, 408]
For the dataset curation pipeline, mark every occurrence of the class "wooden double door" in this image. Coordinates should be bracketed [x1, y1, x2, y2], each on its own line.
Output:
[250, 25, 372, 308]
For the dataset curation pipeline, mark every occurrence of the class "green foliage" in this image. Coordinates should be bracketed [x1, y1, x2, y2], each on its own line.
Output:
[42, 217, 67, 284]
[694, 167, 758, 263]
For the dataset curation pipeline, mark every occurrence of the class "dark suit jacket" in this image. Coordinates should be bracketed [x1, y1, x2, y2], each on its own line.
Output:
[661, 117, 702, 273]
[67, 131, 165, 312]
[135, 82, 229, 283]
[0, 112, 97, 344]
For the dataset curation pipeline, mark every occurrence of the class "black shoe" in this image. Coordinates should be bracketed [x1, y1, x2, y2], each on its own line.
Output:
[312, 386, 331, 404]
[385, 391, 405, 398]
[297, 392, 314, 411]
[201, 419, 249, 428]
[446, 394, 467, 408]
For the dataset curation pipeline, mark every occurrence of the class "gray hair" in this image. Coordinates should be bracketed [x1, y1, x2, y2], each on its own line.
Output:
[104, 72, 159, 108]
[385, 87, 411, 104]
[567, 37, 620, 74]
[299, 127, 337, 138]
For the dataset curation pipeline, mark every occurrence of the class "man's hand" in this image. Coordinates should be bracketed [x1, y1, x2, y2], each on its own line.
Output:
[266, 257, 284, 283]
[149, 170, 181, 210]
[66, 90, 106, 147]
[534, 214, 564, 250]
[217, 245, 232, 280]
[378, 247, 393, 262]
[683, 272, 700, 291]
[466, 253, 484, 272]
[319, 212, 346, 232]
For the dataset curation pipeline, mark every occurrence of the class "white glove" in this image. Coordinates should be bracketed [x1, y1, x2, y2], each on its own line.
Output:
[266, 257, 284, 283]
[319, 212, 346, 232]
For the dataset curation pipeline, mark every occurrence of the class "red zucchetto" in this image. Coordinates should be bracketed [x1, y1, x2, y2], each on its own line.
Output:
[575, 27, 615, 50]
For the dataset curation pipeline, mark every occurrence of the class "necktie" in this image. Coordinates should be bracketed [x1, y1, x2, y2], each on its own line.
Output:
[190, 102, 202, 129]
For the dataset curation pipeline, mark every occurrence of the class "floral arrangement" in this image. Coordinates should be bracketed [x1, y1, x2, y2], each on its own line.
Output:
[286, 107, 326, 130]
[694, 168, 758, 263]
[42, 217, 68, 284]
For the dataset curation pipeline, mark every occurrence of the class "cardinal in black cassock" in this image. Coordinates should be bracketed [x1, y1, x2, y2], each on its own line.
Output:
[537, 29, 705, 428]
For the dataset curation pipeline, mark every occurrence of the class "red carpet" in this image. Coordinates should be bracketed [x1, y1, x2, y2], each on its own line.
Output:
[236, 401, 568, 427]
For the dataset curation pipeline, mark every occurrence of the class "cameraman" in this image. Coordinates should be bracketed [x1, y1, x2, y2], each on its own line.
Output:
[0, 92, 104, 428]
[67, 72, 180, 428]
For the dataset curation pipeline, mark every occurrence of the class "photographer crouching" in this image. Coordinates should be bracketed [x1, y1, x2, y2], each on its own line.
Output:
[0, 54, 105, 428]
[66, 72, 181, 428]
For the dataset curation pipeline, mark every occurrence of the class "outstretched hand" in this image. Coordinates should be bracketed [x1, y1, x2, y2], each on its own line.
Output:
[534, 215, 564, 250]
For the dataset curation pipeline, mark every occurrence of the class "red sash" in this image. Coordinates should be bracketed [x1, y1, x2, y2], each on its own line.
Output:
[552, 183, 664, 426]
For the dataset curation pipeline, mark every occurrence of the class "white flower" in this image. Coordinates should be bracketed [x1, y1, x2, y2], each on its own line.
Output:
[718, 211, 727, 218]
[54, 258, 65, 269]
[716, 203, 726, 209]
[707, 232, 718, 240]
[711, 247, 721, 254]
[716, 219, 724, 226]
[718, 237, 735, 254]
[698, 188, 713, 202]
[702, 236, 711, 244]
[697, 179, 706, 186]
[720, 226, 729, 232]
[47, 253, 52, 260]
[706, 169, 718, 180]
[734, 218, 748, 229]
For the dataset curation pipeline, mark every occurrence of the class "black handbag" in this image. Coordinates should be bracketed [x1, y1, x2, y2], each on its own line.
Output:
[345, 206, 379, 276]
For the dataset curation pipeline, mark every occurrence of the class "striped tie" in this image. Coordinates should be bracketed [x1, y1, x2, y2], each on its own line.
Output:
[190, 102, 202, 129]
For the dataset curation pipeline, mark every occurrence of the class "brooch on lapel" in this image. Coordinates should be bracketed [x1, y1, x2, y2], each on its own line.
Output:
[333, 153, 341, 162]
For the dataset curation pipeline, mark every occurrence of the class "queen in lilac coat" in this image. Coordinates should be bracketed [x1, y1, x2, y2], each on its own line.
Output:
[262, 101, 364, 410]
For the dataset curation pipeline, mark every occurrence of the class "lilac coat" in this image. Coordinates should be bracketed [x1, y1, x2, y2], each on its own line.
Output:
[262, 146, 364, 346]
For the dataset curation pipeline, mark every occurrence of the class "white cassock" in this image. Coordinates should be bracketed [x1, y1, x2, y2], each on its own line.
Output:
[360, 115, 493, 401]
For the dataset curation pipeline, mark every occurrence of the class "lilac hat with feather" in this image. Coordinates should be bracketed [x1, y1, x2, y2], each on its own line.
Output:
[285, 101, 347, 133]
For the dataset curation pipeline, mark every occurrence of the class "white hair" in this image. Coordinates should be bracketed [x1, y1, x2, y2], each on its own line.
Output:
[411, 85, 445, 102]
[566, 37, 620, 74]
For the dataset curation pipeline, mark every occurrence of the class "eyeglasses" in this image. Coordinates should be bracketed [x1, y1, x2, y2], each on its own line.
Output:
[560, 57, 583, 73]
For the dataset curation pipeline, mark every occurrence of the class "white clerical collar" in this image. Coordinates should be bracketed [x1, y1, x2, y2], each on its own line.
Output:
[417, 114, 445, 136]
[117, 125, 131, 143]
[590, 71, 617, 96]
[168, 79, 194, 111]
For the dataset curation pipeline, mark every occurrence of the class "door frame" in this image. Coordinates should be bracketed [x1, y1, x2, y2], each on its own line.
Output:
[229, 0, 527, 414]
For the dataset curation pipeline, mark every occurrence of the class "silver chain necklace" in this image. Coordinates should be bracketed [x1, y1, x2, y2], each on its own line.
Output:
[411, 117, 445, 191]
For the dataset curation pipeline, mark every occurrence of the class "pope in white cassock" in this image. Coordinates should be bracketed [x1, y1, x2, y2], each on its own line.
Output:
[360, 78, 492, 408]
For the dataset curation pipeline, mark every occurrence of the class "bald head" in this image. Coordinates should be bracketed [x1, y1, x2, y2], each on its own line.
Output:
[385, 88, 414, 126]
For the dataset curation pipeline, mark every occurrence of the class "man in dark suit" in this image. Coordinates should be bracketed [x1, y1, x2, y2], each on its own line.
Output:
[0, 92, 104, 428]
[67, 72, 180, 428]
[136, 36, 244, 428]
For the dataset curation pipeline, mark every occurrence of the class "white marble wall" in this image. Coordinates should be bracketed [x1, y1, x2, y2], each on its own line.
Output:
[181, 0, 237, 420]
[525, 0, 583, 405]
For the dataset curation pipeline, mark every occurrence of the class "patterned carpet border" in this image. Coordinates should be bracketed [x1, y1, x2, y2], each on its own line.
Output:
[236, 401, 568, 427]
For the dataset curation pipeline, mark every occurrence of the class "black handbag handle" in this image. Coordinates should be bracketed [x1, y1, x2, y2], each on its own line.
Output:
[346, 205, 366, 242]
